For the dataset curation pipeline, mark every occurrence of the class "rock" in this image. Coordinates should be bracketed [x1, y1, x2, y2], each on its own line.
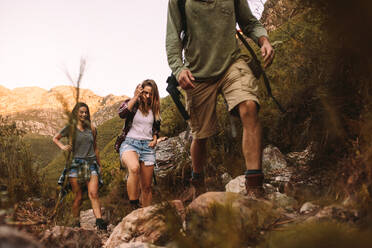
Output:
[267, 192, 298, 211]
[305, 205, 359, 223]
[155, 134, 189, 178]
[0, 226, 42, 248]
[116, 242, 164, 248]
[221, 172, 233, 186]
[286, 143, 315, 166]
[225, 175, 278, 195]
[300, 202, 319, 214]
[225, 175, 246, 194]
[41, 226, 102, 248]
[105, 200, 185, 248]
[187, 192, 280, 230]
[80, 208, 108, 229]
[262, 145, 288, 174]
[107, 224, 115, 232]
[263, 146, 293, 192]
[263, 183, 277, 194]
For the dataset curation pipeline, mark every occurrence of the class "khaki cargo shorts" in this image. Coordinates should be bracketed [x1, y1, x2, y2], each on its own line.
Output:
[186, 59, 259, 139]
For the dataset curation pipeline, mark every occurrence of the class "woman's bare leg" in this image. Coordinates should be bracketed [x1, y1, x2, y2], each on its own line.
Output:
[140, 162, 154, 207]
[87, 175, 102, 218]
[121, 151, 141, 200]
[69, 177, 82, 218]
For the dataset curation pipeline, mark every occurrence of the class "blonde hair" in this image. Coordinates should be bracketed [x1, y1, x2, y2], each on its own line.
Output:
[138, 79, 161, 121]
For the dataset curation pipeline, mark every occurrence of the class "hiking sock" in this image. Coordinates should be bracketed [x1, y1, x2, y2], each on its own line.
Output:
[96, 218, 107, 230]
[245, 169, 263, 176]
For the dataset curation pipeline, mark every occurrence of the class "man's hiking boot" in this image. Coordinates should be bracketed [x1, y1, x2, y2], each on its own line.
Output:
[245, 173, 265, 199]
[96, 218, 107, 231]
[180, 177, 206, 203]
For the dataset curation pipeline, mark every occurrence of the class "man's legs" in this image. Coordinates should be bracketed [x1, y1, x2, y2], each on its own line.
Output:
[220, 59, 264, 197]
[239, 100, 262, 171]
[239, 100, 264, 197]
[181, 80, 219, 201]
[190, 138, 208, 174]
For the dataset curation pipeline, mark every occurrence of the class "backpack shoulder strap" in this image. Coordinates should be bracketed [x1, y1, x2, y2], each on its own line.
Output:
[178, 0, 186, 32]
[178, 0, 187, 46]
[234, 0, 239, 23]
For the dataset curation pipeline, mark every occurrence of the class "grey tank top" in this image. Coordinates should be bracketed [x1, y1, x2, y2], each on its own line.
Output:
[59, 125, 96, 159]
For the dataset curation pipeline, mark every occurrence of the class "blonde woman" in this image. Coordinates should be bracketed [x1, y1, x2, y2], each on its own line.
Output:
[118, 79, 161, 209]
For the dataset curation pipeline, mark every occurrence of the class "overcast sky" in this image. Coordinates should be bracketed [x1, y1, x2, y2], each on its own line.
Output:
[0, 0, 266, 97]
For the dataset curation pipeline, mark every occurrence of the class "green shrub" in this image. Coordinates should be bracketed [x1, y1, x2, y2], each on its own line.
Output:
[0, 116, 44, 205]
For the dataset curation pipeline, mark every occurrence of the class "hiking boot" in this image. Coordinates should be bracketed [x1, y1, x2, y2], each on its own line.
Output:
[96, 218, 107, 231]
[180, 177, 206, 203]
[245, 173, 264, 199]
[129, 200, 141, 211]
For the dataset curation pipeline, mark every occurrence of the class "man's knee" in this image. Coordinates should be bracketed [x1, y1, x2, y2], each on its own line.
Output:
[239, 100, 259, 120]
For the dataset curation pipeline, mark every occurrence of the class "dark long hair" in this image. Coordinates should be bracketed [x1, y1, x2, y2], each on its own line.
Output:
[71, 102, 91, 129]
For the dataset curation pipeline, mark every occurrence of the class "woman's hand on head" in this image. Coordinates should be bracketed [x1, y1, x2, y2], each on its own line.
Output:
[134, 84, 143, 99]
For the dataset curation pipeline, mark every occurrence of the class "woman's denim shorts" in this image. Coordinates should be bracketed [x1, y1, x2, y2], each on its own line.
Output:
[119, 137, 156, 166]
[68, 158, 99, 178]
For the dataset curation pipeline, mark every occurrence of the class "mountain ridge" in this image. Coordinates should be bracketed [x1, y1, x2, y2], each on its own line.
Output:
[0, 84, 128, 136]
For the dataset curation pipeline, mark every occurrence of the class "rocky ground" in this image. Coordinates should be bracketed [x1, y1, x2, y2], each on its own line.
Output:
[0, 135, 362, 247]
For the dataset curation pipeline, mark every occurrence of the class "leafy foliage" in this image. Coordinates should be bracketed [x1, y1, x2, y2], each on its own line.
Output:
[159, 95, 187, 137]
[23, 133, 61, 169]
[0, 116, 44, 205]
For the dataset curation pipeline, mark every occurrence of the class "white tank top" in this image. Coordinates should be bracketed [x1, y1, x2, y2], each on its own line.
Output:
[126, 109, 154, 140]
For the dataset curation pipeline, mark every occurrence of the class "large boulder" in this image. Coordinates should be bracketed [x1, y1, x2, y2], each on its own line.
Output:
[40, 226, 102, 248]
[104, 200, 185, 248]
[155, 132, 189, 178]
[116, 242, 165, 248]
[0, 226, 42, 248]
[187, 192, 281, 230]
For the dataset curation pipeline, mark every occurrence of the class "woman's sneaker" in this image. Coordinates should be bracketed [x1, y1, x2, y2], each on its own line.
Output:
[96, 218, 107, 231]
[129, 199, 141, 211]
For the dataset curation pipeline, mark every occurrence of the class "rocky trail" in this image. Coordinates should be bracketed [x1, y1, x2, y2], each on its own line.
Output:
[0, 133, 362, 248]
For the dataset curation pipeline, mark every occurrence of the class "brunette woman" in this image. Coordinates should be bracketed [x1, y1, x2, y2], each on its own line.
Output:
[53, 102, 106, 230]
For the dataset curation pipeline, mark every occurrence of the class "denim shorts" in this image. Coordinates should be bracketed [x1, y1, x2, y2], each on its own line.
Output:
[68, 158, 99, 178]
[119, 137, 156, 166]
